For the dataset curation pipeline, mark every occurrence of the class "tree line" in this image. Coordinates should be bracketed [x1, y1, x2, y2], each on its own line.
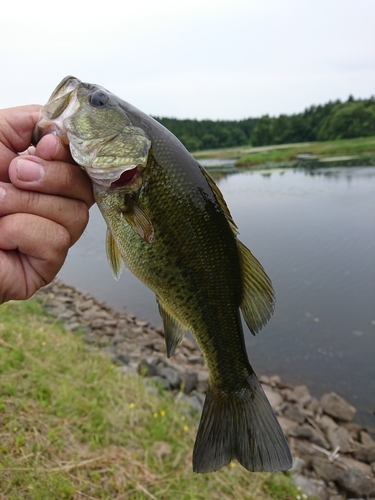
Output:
[154, 96, 375, 151]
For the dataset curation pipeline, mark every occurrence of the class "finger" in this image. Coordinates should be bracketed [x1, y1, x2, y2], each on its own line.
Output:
[0, 182, 89, 246]
[8, 155, 95, 208]
[34, 134, 73, 163]
[0, 105, 41, 152]
[0, 213, 70, 301]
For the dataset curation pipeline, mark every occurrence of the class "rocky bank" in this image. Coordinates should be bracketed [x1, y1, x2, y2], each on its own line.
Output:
[34, 279, 375, 500]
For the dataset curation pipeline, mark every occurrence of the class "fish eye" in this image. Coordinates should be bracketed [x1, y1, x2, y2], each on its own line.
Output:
[89, 91, 109, 108]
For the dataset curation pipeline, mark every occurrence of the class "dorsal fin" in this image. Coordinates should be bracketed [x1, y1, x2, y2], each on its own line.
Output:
[198, 164, 238, 236]
[156, 296, 189, 358]
[237, 239, 275, 335]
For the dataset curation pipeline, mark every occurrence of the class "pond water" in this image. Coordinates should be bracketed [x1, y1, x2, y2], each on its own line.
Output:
[58, 165, 375, 429]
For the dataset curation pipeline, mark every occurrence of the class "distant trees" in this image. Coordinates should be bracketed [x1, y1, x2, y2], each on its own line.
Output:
[154, 96, 375, 152]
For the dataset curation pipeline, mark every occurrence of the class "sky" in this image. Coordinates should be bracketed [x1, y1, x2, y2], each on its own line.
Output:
[1, 0, 374, 120]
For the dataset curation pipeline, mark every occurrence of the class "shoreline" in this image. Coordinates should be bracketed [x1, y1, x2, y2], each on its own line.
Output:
[34, 279, 375, 499]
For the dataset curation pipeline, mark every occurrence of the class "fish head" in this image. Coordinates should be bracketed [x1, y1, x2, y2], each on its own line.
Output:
[33, 76, 151, 191]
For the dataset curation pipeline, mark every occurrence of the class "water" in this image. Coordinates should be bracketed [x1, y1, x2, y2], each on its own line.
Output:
[58, 165, 375, 428]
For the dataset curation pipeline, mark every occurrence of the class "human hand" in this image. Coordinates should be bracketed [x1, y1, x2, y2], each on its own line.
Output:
[0, 106, 94, 304]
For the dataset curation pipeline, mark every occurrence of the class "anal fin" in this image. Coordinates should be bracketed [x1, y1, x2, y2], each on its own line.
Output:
[156, 296, 189, 358]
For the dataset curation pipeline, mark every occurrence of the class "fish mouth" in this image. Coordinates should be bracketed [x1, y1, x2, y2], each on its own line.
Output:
[32, 76, 81, 146]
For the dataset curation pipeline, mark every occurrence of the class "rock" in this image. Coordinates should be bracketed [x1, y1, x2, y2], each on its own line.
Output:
[262, 385, 283, 410]
[338, 456, 374, 477]
[320, 392, 356, 422]
[361, 431, 375, 446]
[116, 353, 130, 365]
[306, 396, 320, 413]
[188, 392, 205, 413]
[292, 474, 329, 499]
[182, 372, 198, 395]
[290, 456, 307, 474]
[327, 426, 352, 453]
[277, 416, 297, 435]
[311, 456, 342, 482]
[148, 376, 170, 391]
[284, 404, 306, 424]
[353, 442, 375, 464]
[286, 385, 312, 407]
[289, 424, 330, 449]
[317, 414, 339, 433]
[196, 371, 209, 393]
[337, 467, 375, 497]
[138, 359, 158, 377]
[157, 366, 181, 389]
[372, 462, 375, 475]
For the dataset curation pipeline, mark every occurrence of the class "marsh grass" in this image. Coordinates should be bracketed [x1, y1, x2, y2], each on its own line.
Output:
[192, 135, 375, 165]
[0, 299, 301, 499]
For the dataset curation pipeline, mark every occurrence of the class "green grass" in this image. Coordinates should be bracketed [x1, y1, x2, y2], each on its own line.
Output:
[0, 299, 301, 499]
[235, 136, 375, 166]
[192, 135, 375, 166]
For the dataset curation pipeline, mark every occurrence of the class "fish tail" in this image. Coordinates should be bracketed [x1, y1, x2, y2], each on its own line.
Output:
[192, 373, 292, 473]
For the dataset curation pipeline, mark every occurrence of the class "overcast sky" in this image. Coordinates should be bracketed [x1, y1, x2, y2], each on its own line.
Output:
[1, 0, 374, 120]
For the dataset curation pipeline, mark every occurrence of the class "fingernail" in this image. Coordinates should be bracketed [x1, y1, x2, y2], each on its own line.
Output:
[16, 158, 45, 182]
[0, 186, 6, 200]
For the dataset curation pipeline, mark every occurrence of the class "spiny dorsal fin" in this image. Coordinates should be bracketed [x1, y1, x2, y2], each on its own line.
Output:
[237, 239, 275, 335]
[156, 296, 189, 358]
[198, 164, 238, 236]
[121, 195, 154, 243]
[106, 228, 124, 280]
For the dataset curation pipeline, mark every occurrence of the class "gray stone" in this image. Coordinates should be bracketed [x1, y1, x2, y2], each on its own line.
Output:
[138, 359, 158, 377]
[287, 385, 312, 407]
[353, 442, 375, 464]
[148, 376, 170, 391]
[262, 385, 283, 410]
[292, 474, 328, 499]
[317, 414, 339, 433]
[116, 353, 130, 365]
[327, 426, 352, 453]
[189, 393, 205, 413]
[290, 456, 307, 474]
[306, 396, 320, 413]
[311, 456, 342, 482]
[338, 456, 374, 477]
[289, 424, 330, 449]
[284, 404, 306, 424]
[183, 372, 198, 395]
[361, 431, 375, 446]
[277, 416, 297, 435]
[157, 367, 181, 389]
[320, 392, 356, 422]
[337, 467, 375, 497]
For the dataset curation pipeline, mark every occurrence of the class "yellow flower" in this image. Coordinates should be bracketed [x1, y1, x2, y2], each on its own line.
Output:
[129, 403, 135, 409]
[41, 341, 46, 346]
[230, 462, 236, 468]
[153, 412, 158, 418]
[183, 425, 189, 432]
[160, 410, 166, 417]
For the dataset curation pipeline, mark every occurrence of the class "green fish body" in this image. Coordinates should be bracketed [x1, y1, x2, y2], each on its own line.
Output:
[33, 77, 292, 473]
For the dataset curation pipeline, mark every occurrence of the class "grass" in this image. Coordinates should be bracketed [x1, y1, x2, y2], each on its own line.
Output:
[192, 135, 375, 166]
[0, 299, 302, 499]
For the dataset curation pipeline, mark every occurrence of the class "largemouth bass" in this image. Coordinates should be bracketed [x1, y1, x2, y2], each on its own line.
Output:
[33, 76, 292, 473]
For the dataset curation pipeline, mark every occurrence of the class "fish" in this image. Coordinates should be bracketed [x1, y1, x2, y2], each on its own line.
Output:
[33, 76, 292, 473]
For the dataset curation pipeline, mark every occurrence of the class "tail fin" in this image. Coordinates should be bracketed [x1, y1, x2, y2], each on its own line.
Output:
[192, 374, 292, 473]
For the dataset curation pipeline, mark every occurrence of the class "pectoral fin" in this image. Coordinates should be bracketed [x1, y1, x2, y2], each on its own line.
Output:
[238, 239, 275, 335]
[156, 296, 189, 358]
[122, 195, 154, 243]
[106, 228, 124, 280]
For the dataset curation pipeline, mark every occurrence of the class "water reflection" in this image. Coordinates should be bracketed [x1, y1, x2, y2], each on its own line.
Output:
[58, 166, 375, 428]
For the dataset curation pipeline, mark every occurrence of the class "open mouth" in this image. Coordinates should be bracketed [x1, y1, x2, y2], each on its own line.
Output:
[110, 167, 138, 189]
